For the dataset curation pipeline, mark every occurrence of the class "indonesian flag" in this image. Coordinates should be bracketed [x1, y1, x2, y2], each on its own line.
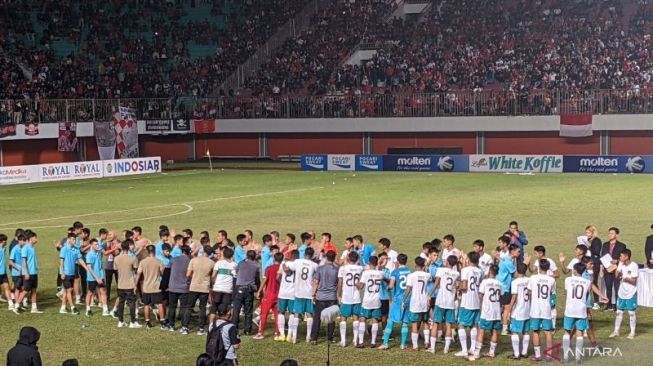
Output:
[560, 114, 593, 137]
[193, 119, 215, 134]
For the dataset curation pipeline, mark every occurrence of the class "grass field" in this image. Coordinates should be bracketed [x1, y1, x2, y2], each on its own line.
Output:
[0, 167, 652, 365]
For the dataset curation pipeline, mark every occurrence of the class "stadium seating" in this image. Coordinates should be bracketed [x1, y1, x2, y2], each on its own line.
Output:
[2, 0, 653, 119]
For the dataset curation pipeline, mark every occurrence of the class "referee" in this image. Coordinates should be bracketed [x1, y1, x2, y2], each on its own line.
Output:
[310, 250, 339, 344]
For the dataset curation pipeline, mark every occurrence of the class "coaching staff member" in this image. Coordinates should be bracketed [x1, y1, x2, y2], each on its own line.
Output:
[310, 250, 339, 344]
[232, 250, 260, 335]
[601, 227, 626, 311]
[645, 224, 653, 268]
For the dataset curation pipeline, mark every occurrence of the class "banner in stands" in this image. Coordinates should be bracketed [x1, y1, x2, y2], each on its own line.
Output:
[103, 157, 162, 177]
[94, 121, 116, 160]
[301, 155, 328, 171]
[355, 155, 383, 171]
[327, 154, 355, 171]
[563, 156, 653, 173]
[57, 122, 78, 152]
[0, 110, 17, 139]
[114, 106, 139, 158]
[144, 120, 172, 133]
[24, 113, 39, 136]
[173, 119, 190, 132]
[39, 161, 103, 182]
[0, 165, 39, 185]
[469, 154, 563, 173]
[0, 157, 162, 185]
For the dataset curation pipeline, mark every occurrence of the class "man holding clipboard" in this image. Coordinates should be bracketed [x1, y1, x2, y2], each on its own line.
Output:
[600, 227, 627, 311]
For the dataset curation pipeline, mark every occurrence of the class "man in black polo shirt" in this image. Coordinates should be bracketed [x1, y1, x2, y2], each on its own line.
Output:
[310, 250, 339, 344]
[232, 250, 260, 335]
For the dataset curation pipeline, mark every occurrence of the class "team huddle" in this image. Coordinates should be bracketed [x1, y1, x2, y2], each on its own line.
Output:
[0, 223, 642, 364]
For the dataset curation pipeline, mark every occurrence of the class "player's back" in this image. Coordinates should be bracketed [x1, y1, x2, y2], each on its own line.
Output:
[392, 266, 412, 302]
[339, 264, 363, 304]
[528, 274, 555, 319]
[435, 267, 460, 309]
[460, 266, 483, 310]
[511, 276, 530, 320]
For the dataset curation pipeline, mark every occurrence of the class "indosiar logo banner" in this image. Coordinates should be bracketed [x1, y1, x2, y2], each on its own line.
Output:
[355, 155, 383, 171]
[103, 157, 162, 177]
[327, 154, 355, 171]
[301, 155, 327, 171]
[563, 156, 653, 173]
[469, 155, 563, 173]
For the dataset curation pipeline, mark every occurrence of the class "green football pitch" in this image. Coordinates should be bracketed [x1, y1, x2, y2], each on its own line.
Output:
[0, 167, 651, 365]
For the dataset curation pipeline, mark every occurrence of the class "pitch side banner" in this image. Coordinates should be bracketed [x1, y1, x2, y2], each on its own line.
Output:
[0, 165, 39, 185]
[39, 161, 103, 182]
[103, 157, 162, 177]
[355, 155, 383, 171]
[301, 155, 327, 171]
[382, 155, 469, 172]
[469, 155, 563, 173]
[327, 154, 355, 171]
[563, 156, 653, 173]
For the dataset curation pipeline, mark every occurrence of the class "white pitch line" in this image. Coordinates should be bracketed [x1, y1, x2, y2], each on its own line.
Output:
[0, 186, 324, 229]
[14, 204, 194, 230]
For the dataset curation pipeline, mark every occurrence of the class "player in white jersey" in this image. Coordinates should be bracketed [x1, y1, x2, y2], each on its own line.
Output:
[509, 263, 531, 360]
[610, 249, 639, 339]
[430, 255, 460, 354]
[337, 251, 363, 347]
[528, 259, 556, 362]
[563, 262, 608, 363]
[469, 264, 502, 361]
[441, 234, 462, 269]
[403, 257, 432, 351]
[357, 256, 384, 347]
[278, 250, 298, 342]
[526, 245, 560, 330]
[473, 240, 493, 277]
[284, 247, 317, 344]
[455, 252, 483, 357]
[559, 245, 588, 276]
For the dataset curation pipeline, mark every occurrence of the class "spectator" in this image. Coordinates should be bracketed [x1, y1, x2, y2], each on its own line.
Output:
[6, 326, 42, 366]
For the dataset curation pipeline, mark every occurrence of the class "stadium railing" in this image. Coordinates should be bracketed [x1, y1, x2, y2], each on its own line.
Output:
[3, 90, 653, 123]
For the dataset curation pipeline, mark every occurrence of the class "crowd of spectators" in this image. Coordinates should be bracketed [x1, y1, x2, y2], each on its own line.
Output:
[4, 0, 653, 120]
[0, 0, 310, 100]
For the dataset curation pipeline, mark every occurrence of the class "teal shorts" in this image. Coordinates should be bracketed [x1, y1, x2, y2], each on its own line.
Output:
[529, 318, 554, 332]
[510, 318, 530, 333]
[432, 306, 456, 324]
[617, 296, 637, 311]
[293, 298, 314, 314]
[340, 303, 361, 318]
[458, 308, 480, 327]
[563, 316, 588, 332]
[409, 311, 429, 323]
[359, 307, 382, 320]
[479, 318, 502, 331]
[278, 298, 295, 313]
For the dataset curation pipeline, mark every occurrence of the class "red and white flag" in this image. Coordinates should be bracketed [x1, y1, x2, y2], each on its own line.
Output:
[560, 114, 593, 137]
[113, 106, 139, 158]
[193, 119, 215, 134]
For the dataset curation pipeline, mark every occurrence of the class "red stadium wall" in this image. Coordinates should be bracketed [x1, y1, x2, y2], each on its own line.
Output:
[484, 132, 600, 155]
[1, 139, 77, 166]
[139, 135, 193, 161]
[610, 131, 653, 154]
[371, 132, 477, 154]
[194, 134, 260, 157]
[267, 133, 364, 157]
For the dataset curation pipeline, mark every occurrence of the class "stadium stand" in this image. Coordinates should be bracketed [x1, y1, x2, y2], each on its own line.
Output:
[2, 0, 653, 119]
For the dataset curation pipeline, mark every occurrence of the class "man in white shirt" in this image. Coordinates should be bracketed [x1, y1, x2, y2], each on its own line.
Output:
[528, 259, 556, 362]
[378, 238, 398, 271]
[403, 257, 432, 351]
[441, 234, 462, 267]
[469, 264, 502, 361]
[559, 245, 588, 276]
[610, 249, 639, 339]
[356, 256, 384, 347]
[340, 237, 355, 264]
[563, 262, 608, 363]
[209, 246, 236, 325]
[509, 263, 531, 360]
[337, 251, 363, 347]
[456, 252, 483, 357]
[473, 240, 493, 277]
[284, 247, 317, 343]
[430, 255, 460, 354]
